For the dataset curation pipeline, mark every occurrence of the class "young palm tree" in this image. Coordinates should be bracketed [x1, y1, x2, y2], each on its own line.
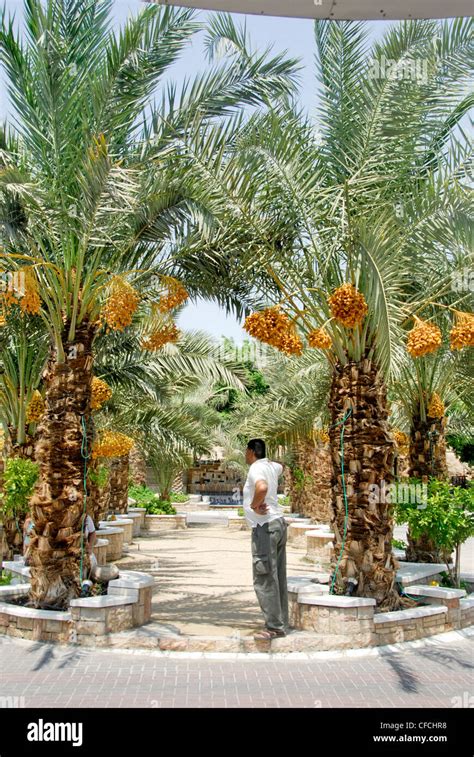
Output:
[0, 318, 47, 554]
[192, 19, 473, 607]
[93, 325, 247, 508]
[391, 345, 473, 561]
[0, 0, 299, 607]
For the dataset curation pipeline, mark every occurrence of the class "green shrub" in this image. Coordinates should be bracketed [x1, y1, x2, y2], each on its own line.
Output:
[395, 479, 474, 587]
[169, 492, 188, 503]
[146, 500, 177, 515]
[392, 538, 406, 550]
[128, 484, 158, 509]
[0, 572, 12, 586]
[0, 457, 39, 518]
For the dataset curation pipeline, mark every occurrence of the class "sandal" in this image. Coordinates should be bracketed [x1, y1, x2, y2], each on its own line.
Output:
[253, 628, 286, 640]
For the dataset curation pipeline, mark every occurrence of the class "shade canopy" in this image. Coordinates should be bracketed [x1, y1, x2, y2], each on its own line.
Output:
[148, 0, 472, 20]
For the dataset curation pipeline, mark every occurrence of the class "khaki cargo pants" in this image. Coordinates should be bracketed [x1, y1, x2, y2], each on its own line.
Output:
[251, 518, 289, 633]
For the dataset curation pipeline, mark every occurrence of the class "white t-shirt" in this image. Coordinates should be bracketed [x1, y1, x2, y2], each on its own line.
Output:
[242, 458, 284, 528]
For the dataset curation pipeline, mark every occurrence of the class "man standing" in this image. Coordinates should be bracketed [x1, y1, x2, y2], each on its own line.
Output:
[243, 438, 289, 640]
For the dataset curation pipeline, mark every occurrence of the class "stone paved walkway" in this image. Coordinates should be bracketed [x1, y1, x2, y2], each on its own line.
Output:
[118, 521, 315, 637]
[0, 631, 472, 708]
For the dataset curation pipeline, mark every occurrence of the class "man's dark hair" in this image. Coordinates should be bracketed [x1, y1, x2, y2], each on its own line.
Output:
[247, 438, 266, 459]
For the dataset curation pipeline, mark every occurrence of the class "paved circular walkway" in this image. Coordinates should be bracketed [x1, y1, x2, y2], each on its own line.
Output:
[0, 630, 472, 708]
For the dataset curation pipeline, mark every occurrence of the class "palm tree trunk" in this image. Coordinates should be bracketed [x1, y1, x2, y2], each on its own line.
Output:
[87, 457, 111, 525]
[129, 447, 147, 487]
[172, 469, 185, 494]
[109, 455, 129, 514]
[28, 321, 95, 609]
[289, 437, 332, 524]
[405, 415, 447, 563]
[328, 356, 401, 610]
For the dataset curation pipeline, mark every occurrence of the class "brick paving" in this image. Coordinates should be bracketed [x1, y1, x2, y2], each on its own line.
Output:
[0, 632, 472, 708]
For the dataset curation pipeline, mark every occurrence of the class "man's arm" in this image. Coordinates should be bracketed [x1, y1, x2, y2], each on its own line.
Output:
[250, 479, 269, 514]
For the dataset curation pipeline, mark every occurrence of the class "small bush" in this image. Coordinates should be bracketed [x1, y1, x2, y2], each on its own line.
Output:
[0, 457, 39, 518]
[146, 500, 177, 515]
[169, 492, 188, 503]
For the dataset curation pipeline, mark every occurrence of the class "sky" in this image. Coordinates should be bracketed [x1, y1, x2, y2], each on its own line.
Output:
[0, 0, 393, 342]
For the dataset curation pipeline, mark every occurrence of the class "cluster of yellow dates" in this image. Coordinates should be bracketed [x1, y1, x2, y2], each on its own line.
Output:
[407, 311, 473, 358]
[91, 377, 113, 411]
[427, 392, 445, 419]
[245, 284, 369, 356]
[101, 277, 141, 332]
[141, 323, 180, 351]
[91, 431, 134, 459]
[327, 283, 368, 328]
[0, 268, 42, 325]
[157, 278, 189, 313]
[244, 306, 303, 356]
[26, 389, 45, 423]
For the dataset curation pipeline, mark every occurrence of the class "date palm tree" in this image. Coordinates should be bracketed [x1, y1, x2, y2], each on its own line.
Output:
[0, 0, 299, 607]
[192, 19, 473, 607]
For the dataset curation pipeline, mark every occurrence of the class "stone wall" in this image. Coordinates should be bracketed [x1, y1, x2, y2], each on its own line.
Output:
[0, 570, 154, 645]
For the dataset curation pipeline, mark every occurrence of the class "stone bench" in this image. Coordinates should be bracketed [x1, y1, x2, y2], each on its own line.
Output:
[228, 516, 250, 531]
[460, 595, 474, 628]
[96, 527, 124, 562]
[99, 519, 133, 544]
[174, 501, 210, 512]
[70, 571, 154, 638]
[142, 514, 187, 534]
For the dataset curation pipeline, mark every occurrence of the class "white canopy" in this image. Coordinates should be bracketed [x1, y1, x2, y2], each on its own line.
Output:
[147, 1, 473, 20]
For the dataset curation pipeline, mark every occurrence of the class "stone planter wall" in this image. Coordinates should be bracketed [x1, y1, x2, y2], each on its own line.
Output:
[122, 512, 142, 537]
[94, 538, 109, 567]
[96, 527, 124, 562]
[288, 522, 315, 548]
[0, 570, 154, 646]
[99, 519, 133, 544]
[305, 529, 335, 570]
[127, 507, 146, 530]
[228, 516, 250, 531]
[288, 576, 473, 651]
[142, 514, 187, 534]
